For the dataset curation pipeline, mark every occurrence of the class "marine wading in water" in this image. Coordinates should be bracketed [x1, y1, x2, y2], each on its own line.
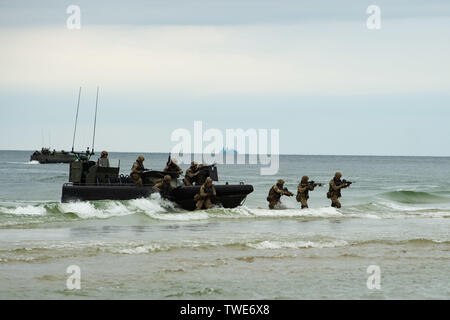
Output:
[267, 172, 353, 209]
[296, 176, 323, 209]
[327, 171, 352, 208]
[266, 179, 294, 209]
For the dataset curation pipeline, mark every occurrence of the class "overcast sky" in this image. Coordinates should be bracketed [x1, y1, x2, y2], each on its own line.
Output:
[0, 0, 449, 156]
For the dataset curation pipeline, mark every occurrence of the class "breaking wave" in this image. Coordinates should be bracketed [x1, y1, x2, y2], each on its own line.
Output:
[2, 205, 48, 216]
[0, 199, 343, 220]
[380, 190, 450, 204]
[1, 194, 450, 228]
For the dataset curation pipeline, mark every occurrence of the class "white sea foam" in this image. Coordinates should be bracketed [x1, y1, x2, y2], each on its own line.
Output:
[58, 202, 104, 218]
[127, 197, 210, 221]
[216, 207, 253, 218]
[373, 201, 450, 218]
[5, 161, 40, 165]
[247, 240, 349, 250]
[4, 205, 47, 216]
[378, 201, 423, 212]
[114, 244, 165, 254]
[245, 206, 343, 218]
[59, 201, 132, 219]
[404, 210, 450, 218]
[150, 211, 210, 221]
[127, 196, 168, 213]
[2, 196, 449, 223]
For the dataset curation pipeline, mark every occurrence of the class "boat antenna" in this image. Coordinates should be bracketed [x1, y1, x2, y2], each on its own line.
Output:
[71, 87, 82, 153]
[91, 87, 99, 155]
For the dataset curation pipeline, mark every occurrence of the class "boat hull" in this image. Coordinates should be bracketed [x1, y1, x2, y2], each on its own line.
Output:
[61, 184, 253, 210]
[61, 184, 154, 202]
[31, 153, 76, 164]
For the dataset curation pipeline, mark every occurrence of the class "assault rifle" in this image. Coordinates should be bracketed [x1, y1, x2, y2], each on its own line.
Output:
[167, 154, 171, 166]
[336, 179, 354, 187]
[207, 188, 216, 198]
[308, 181, 323, 187]
[282, 187, 294, 197]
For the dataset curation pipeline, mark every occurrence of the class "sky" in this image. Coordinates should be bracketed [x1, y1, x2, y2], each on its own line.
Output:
[0, 0, 449, 156]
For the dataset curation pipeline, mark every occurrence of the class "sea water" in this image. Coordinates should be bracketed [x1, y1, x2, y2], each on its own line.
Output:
[0, 151, 449, 299]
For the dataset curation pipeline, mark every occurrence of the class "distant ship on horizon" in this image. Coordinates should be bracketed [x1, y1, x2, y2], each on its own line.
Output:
[221, 147, 238, 155]
[30, 148, 77, 164]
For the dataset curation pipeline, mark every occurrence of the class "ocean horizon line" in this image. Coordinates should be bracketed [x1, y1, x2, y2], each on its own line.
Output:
[1, 149, 449, 158]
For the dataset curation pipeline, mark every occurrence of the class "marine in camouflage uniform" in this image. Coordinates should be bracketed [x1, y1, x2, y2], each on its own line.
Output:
[327, 172, 349, 208]
[96, 150, 110, 168]
[184, 161, 200, 186]
[152, 175, 176, 199]
[195, 164, 208, 185]
[130, 156, 146, 186]
[195, 177, 217, 210]
[296, 176, 316, 209]
[267, 179, 293, 209]
[164, 159, 183, 178]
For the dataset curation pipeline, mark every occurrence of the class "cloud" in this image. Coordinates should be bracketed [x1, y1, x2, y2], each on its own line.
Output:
[1, 20, 449, 97]
[1, 7, 449, 156]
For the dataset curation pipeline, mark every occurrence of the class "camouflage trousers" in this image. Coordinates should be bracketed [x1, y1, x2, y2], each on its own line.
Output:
[131, 173, 143, 186]
[196, 198, 213, 210]
[330, 195, 341, 208]
[268, 199, 280, 209]
[183, 177, 193, 186]
[297, 196, 309, 209]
